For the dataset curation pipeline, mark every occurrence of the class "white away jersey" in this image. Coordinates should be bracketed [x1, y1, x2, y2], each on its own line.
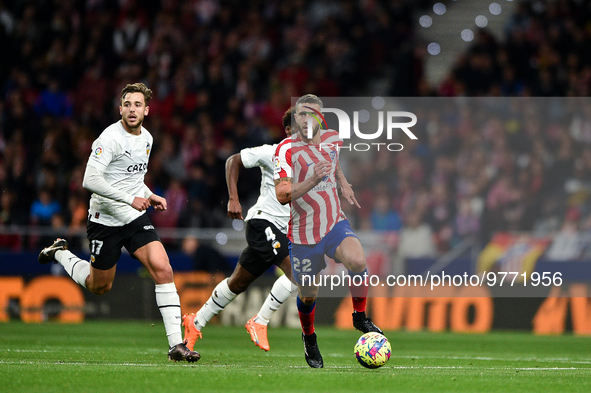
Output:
[86, 121, 153, 226]
[240, 144, 290, 234]
[274, 130, 346, 244]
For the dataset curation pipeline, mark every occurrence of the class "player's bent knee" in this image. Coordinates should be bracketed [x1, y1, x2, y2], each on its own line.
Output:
[298, 284, 319, 300]
[226, 264, 257, 294]
[279, 259, 292, 279]
[346, 257, 366, 274]
[227, 277, 248, 294]
[151, 266, 174, 284]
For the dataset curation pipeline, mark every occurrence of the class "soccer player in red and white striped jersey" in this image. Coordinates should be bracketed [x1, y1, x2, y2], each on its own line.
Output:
[274, 127, 346, 244]
[274, 94, 383, 368]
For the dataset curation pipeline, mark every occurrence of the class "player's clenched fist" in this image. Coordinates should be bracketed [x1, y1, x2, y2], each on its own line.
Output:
[227, 198, 243, 219]
[312, 161, 332, 183]
[149, 194, 168, 211]
[131, 196, 151, 211]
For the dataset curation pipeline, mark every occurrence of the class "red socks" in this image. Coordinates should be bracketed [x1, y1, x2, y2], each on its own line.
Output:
[297, 297, 316, 335]
[352, 297, 367, 313]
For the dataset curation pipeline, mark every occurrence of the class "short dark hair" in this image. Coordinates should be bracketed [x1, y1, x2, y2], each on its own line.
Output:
[120, 83, 153, 105]
[295, 94, 323, 110]
[282, 107, 295, 129]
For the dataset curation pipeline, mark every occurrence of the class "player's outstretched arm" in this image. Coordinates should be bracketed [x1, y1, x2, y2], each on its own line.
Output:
[274, 161, 332, 205]
[335, 162, 360, 208]
[82, 165, 151, 210]
[225, 153, 244, 219]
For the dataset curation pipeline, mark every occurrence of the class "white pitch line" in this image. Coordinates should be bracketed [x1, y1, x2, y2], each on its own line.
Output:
[0, 360, 588, 371]
[0, 360, 160, 367]
[385, 366, 583, 370]
[4, 350, 591, 365]
[1, 348, 170, 354]
[516, 367, 580, 371]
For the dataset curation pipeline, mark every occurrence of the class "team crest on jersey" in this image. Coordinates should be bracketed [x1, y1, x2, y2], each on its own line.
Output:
[146, 142, 151, 156]
[94, 147, 103, 156]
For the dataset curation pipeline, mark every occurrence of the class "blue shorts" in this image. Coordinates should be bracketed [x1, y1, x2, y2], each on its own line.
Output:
[289, 220, 359, 285]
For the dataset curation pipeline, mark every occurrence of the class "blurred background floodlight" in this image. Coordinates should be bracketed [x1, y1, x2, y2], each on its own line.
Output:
[216, 232, 228, 245]
[419, 15, 433, 28]
[433, 3, 447, 16]
[427, 42, 441, 55]
[475, 15, 489, 28]
[489, 3, 502, 15]
[357, 109, 370, 123]
[461, 29, 474, 42]
[372, 96, 385, 110]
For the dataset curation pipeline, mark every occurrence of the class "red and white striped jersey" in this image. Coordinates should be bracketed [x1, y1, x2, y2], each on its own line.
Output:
[274, 130, 347, 244]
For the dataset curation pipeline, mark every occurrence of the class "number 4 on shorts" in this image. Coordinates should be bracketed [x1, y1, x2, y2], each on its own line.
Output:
[265, 227, 279, 255]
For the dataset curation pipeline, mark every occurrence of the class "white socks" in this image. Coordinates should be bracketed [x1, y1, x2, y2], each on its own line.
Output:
[195, 275, 294, 329]
[254, 274, 294, 325]
[55, 250, 182, 347]
[55, 250, 90, 288]
[195, 278, 237, 331]
[155, 283, 183, 347]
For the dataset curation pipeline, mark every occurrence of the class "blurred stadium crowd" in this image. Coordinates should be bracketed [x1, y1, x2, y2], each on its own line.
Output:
[1, 0, 591, 261]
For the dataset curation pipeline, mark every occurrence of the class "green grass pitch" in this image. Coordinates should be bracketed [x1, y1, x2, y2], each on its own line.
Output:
[1, 322, 590, 393]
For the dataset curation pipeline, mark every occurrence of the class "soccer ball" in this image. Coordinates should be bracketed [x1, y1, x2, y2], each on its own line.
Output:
[354, 332, 391, 369]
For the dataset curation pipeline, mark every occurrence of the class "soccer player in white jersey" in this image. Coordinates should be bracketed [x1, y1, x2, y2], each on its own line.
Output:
[38, 83, 200, 363]
[182, 108, 296, 352]
[274, 94, 383, 368]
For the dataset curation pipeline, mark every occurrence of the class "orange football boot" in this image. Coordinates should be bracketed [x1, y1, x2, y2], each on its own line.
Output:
[182, 313, 202, 351]
[245, 316, 270, 351]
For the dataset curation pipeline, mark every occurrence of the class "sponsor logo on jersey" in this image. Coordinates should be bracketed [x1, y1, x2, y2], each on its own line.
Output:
[311, 182, 335, 192]
[127, 163, 148, 173]
[95, 212, 100, 219]
[95, 147, 103, 156]
[143, 225, 154, 230]
[124, 150, 132, 157]
[329, 150, 337, 162]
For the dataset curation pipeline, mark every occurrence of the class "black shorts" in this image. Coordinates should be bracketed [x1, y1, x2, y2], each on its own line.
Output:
[86, 213, 161, 270]
[238, 219, 290, 277]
